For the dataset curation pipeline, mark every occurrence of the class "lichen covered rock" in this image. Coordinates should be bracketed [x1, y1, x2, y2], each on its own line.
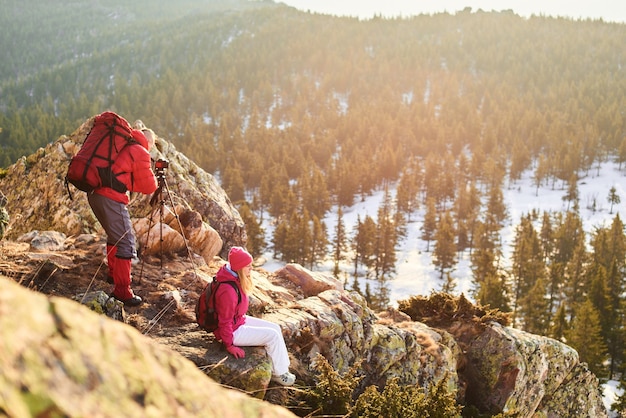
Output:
[0, 277, 296, 417]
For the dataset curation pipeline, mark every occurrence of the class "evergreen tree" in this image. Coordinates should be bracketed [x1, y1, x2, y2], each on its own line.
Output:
[549, 303, 568, 341]
[511, 214, 546, 326]
[421, 197, 437, 252]
[309, 214, 329, 269]
[552, 209, 584, 267]
[533, 154, 549, 196]
[236, 202, 265, 257]
[539, 211, 554, 262]
[565, 299, 609, 381]
[484, 184, 507, 232]
[607, 186, 621, 214]
[519, 277, 550, 334]
[433, 211, 456, 280]
[279, 209, 309, 264]
[455, 181, 481, 253]
[475, 271, 510, 312]
[562, 173, 579, 211]
[395, 160, 421, 221]
[353, 215, 377, 279]
[332, 207, 348, 279]
[470, 220, 499, 288]
[589, 215, 626, 377]
[374, 188, 397, 287]
[221, 162, 245, 203]
[272, 218, 288, 259]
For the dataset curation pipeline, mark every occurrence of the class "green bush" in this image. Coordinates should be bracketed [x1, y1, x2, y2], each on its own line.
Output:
[305, 354, 363, 416]
[303, 354, 462, 417]
[352, 377, 461, 418]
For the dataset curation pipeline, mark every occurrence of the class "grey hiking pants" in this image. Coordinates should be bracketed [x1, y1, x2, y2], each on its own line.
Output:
[87, 192, 136, 259]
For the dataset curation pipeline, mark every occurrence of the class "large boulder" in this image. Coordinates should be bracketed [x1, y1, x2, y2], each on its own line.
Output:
[398, 293, 608, 417]
[461, 322, 607, 417]
[0, 277, 295, 417]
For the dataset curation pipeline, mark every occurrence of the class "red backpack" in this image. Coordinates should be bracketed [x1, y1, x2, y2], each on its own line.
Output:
[65, 111, 138, 196]
[195, 278, 241, 333]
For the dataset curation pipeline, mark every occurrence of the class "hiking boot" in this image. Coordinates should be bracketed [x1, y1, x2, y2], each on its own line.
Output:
[272, 372, 296, 386]
[112, 294, 143, 307]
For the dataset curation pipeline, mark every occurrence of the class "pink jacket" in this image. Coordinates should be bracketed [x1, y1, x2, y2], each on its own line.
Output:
[212, 265, 249, 347]
[94, 129, 158, 204]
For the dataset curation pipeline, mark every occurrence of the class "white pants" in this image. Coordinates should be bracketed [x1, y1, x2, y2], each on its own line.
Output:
[233, 316, 290, 376]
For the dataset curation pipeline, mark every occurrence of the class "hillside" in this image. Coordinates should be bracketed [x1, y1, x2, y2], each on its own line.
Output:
[2, 2, 626, 413]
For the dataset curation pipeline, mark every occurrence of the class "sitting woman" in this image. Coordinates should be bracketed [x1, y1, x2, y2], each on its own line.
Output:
[213, 246, 296, 386]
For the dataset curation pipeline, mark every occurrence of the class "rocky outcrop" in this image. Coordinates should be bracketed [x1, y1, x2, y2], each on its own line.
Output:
[0, 229, 609, 417]
[399, 294, 608, 417]
[0, 114, 244, 258]
[0, 277, 295, 417]
[459, 322, 606, 417]
[149, 264, 608, 416]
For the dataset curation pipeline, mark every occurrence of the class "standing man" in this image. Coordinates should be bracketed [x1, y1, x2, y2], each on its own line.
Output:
[88, 127, 158, 306]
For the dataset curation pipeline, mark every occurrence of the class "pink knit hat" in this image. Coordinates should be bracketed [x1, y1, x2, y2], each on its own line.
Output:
[228, 246, 253, 271]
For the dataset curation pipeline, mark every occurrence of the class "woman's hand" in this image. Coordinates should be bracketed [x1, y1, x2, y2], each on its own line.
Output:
[226, 345, 245, 359]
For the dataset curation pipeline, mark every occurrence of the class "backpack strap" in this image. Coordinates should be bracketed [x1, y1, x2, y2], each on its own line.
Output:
[209, 279, 242, 328]
[213, 277, 241, 306]
[209, 279, 242, 308]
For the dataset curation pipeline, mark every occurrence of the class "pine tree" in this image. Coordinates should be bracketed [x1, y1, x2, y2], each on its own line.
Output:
[395, 160, 421, 221]
[539, 211, 554, 261]
[332, 207, 348, 279]
[549, 303, 568, 341]
[475, 271, 510, 312]
[533, 154, 549, 196]
[374, 188, 397, 282]
[565, 299, 609, 381]
[552, 209, 584, 267]
[455, 181, 481, 252]
[421, 197, 437, 252]
[511, 214, 546, 326]
[562, 173, 579, 211]
[236, 202, 265, 257]
[353, 215, 377, 279]
[589, 215, 626, 377]
[221, 162, 245, 203]
[272, 218, 288, 259]
[484, 184, 507, 232]
[354, 189, 397, 309]
[470, 219, 498, 287]
[563, 238, 589, 314]
[433, 211, 456, 280]
[518, 277, 550, 334]
[309, 214, 328, 269]
[607, 186, 621, 214]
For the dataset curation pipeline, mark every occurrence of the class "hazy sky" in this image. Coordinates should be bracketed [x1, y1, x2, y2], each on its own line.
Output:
[278, 0, 626, 23]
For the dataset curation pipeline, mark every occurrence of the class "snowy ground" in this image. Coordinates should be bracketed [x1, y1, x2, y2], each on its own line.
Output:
[262, 160, 625, 304]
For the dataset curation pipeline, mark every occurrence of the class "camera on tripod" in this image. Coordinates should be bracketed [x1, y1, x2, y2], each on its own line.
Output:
[155, 159, 169, 171]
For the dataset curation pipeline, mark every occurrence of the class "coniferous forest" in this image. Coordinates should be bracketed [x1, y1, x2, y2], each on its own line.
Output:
[2, 0, 626, 395]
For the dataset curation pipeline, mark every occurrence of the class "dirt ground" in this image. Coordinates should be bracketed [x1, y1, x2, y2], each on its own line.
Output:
[0, 235, 214, 350]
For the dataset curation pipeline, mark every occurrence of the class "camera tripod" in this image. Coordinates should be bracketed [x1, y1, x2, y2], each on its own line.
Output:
[133, 158, 202, 335]
[137, 160, 197, 283]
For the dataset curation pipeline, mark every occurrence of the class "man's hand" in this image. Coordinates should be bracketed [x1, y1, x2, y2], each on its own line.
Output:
[226, 345, 245, 359]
